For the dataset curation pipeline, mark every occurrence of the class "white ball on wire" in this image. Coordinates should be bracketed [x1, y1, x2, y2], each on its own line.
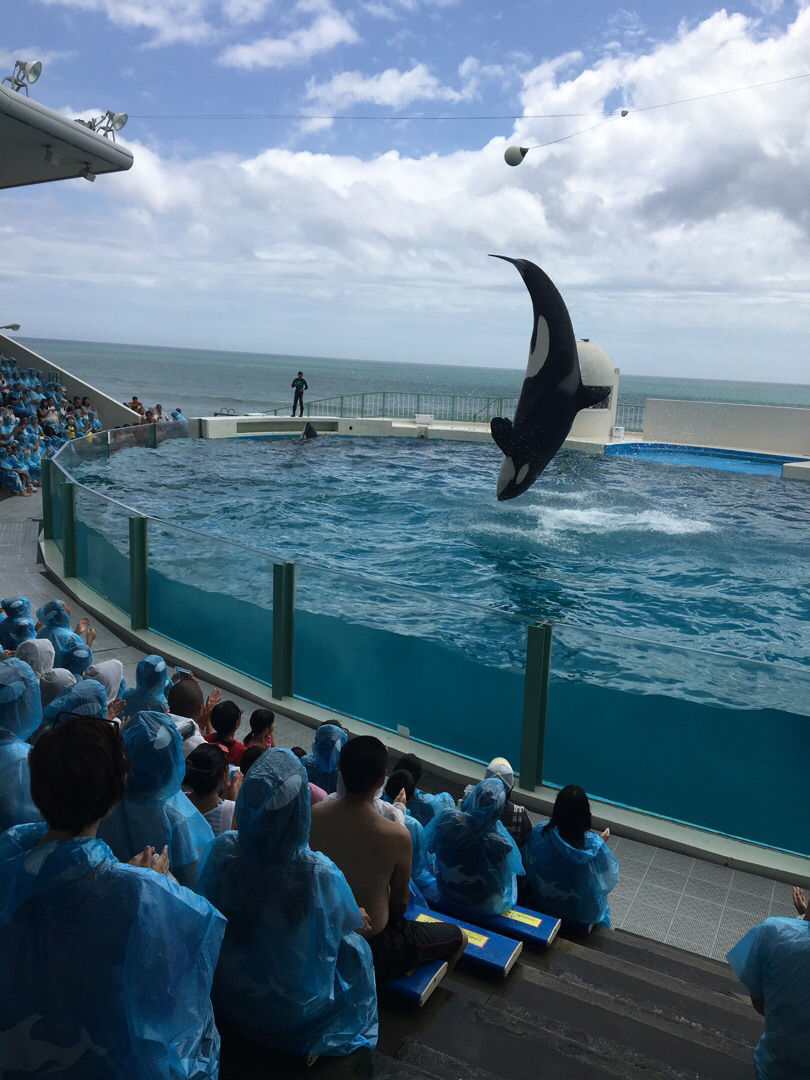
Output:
[504, 145, 529, 167]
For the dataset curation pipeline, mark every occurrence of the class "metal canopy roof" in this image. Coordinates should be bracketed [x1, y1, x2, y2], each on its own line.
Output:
[0, 83, 133, 190]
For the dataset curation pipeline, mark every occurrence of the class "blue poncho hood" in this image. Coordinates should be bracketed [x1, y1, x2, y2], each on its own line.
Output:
[43, 680, 107, 726]
[0, 658, 42, 740]
[461, 777, 507, 827]
[7, 618, 35, 649]
[35, 600, 70, 629]
[2, 597, 30, 621]
[122, 710, 184, 800]
[122, 655, 169, 716]
[312, 724, 348, 774]
[236, 748, 310, 867]
[59, 636, 93, 676]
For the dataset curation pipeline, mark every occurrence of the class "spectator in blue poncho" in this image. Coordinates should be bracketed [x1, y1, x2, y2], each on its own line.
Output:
[383, 769, 437, 900]
[5, 616, 36, 650]
[0, 596, 31, 649]
[196, 748, 378, 1058]
[0, 715, 225, 1078]
[727, 894, 810, 1080]
[0, 658, 44, 831]
[302, 723, 349, 794]
[98, 711, 214, 887]
[423, 777, 524, 917]
[35, 600, 94, 668]
[523, 785, 618, 931]
[43, 679, 107, 729]
[122, 654, 170, 717]
[391, 752, 455, 827]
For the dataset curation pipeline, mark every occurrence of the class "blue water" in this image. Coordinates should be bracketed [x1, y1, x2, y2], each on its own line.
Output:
[74, 435, 810, 683]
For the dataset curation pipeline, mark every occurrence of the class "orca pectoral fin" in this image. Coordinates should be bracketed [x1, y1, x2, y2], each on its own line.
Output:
[490, 417, 514, 455]
[577, 384, 612, 410]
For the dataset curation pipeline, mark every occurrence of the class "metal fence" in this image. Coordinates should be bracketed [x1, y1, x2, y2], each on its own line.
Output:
[615, 404, 645, 431]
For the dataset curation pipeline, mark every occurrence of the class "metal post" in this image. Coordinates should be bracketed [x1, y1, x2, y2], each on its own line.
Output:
[416, 393, 422, 415]
[41, 457, 54, 541]
[105, 429, 111, 459]
[149, 423, 158, 449]
[451, 394, 457, 421]
[129, 516, 149, 630]
[519, 621, 552, 790]
[382, 391, 387, 417]
[339, 395, 344, 417]
[272, 561, 296, 698]
[360, 393, 366, 418]
[61, 481, 76, 578]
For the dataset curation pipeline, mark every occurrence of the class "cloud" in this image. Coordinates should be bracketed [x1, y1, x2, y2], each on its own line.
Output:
[221, 0, 274, 23]
[36, 0, 213, 46]
[219, 0, 358, 68]
[7, 6, 810, 383]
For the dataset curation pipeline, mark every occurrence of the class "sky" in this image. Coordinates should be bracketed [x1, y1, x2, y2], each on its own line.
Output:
[2, 0, 810, 381]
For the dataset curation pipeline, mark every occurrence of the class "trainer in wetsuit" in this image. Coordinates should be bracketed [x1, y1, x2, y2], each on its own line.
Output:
[310, 735, 467, 985]
[291, 372, 308, 417]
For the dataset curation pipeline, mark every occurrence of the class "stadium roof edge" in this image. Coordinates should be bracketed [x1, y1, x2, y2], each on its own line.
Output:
[0, 83, 134, 190]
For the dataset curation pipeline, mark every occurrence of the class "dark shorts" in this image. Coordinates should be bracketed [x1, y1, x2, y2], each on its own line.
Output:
[369, 914, 464, 984]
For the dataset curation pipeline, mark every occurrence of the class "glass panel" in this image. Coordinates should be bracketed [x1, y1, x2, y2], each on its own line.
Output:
[64, 431, 109, 467]
[74, 485, 132, 614]
[147, 521, 274, 685]
[110, 425, 153, 453]
[293, 563, 530, 768]
[50, 459, 66, 554]
[545, 622, 810, 856]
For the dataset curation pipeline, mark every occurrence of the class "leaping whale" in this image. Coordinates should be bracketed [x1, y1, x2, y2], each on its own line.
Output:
[490, 256, 611, 500]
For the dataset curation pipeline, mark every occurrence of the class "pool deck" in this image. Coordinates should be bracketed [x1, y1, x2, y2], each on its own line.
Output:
[6, 488, 807, 967]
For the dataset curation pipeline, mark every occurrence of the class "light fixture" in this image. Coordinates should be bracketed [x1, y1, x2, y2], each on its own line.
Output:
[75, 110, 128, 141]
[79, 164, 96, 183]
[1, 60, 43, 95]
[0, 323, 21, 332]
[504, 109, 630, 165]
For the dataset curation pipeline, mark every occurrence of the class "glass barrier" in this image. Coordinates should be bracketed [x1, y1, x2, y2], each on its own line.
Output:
[61, 431, 110, 468]
[293, 562, 530, 767]
[146, 519, 274, 686]
[74, 485, 132, 614]
[49, 459, 67, 555]
[110, 425, 154, 453]
[545, 621, 810, 856]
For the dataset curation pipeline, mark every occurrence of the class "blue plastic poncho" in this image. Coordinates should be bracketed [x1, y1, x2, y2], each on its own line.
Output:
[407, 788, 456, 828]
[423, 777, 524, 916]
[0, 823, 224, 1078]
[523, 823, 619, 929]
[301, 724, 348, 795]
[121, 655, 170, 718]
[0, 596, 31, 649]
[35, 599, 70, 629]
[727, 917, 810, 1079]
[43, 680, 107, 727]
[7, 617, 35, 649]
[97, 711, 214, 887]
[0, 659, 43, 831]
[403, 813, 437, 897]
[196, 748, 377, 1057]
[58, 636, 93, 676]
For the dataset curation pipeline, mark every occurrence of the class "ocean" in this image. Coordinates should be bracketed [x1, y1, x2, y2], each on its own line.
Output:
[18, 336, 810, 420]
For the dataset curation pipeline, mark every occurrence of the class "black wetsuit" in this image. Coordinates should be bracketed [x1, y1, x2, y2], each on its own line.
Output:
[291, 376, 308, 416]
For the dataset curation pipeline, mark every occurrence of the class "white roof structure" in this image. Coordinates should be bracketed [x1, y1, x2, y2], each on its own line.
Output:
[0, 83, 133, 189]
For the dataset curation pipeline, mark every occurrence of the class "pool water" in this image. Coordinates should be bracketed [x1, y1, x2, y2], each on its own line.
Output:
[605, 442, 807, 476]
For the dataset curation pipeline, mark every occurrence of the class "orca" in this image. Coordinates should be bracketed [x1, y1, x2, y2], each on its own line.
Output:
[490, 256, 611, 501]
[301, 422, 319, 440]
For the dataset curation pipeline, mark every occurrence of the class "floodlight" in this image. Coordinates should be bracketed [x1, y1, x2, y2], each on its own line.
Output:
[74, 110, 128, 141]
[0, 324, 21, 332]
[1, 59, 43, 95]
[79, 164, 96, 183]
[504, 145, 529, 167]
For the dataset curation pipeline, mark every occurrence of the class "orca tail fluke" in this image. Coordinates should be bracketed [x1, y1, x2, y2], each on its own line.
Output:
[576, 384, 611, 410]
[490, 416, 514, 455]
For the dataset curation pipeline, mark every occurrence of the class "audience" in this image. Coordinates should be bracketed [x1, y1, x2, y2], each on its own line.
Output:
[0, 658, 44, 830]
[301, 722, 348, 794]
[310, 735, 466, 985]
[185, 743, 242, 835]
[244, 707, 275, 749]
[205, 700, 246, 765]
[0, 714, 225, 1077]
[121, 654, 170, 717]
[35, 600, 95, 667]
[0, 596, 31, 649]
[727, 897, 810, 1079]
[196, 748, 379, 1057]
[523, 785, 619, 930]
[391, 752, 454, 826]
[424, 776, 524, 917]
[97, 711, 214, 887]
[166, 673, 219, 754]
[461, 757, 533, 847]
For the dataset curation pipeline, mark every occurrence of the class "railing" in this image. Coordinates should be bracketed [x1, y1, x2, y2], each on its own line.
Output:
[615, 403, 645, 431]
[267, 392, 521, 422]
[40, 422, 810, 857]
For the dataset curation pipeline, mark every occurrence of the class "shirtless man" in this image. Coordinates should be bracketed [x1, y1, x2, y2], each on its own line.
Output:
[310, 735, 466, 984]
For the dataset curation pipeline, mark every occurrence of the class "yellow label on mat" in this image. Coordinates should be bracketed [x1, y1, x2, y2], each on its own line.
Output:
[414, 912, 489, 948]
[503, 909, 542, 927]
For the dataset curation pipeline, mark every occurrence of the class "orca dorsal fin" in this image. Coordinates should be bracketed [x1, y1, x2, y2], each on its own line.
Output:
[577, 384, 612, 410]
[490, 416, 514, 455]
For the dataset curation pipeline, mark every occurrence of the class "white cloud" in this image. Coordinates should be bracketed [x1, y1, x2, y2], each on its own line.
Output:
[7, 6, 810, 382]
[219, 0, 358, 69]
[221, 0, 274, 24]
[37, 0, 213, 46]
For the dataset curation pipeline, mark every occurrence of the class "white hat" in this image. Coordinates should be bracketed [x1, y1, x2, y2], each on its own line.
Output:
[485, 756, 514, 792]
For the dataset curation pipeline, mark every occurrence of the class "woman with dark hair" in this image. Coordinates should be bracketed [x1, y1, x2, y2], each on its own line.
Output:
[205, 700, 245, 765]
[0, 715, 225, 1077]
[523, 784, 619, 931]
[243, 708, 274, 750]
[185, 743, 242, 835]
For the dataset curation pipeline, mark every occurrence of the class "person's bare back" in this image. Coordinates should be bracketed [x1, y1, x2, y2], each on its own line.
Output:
[310, 796, 411, 936]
